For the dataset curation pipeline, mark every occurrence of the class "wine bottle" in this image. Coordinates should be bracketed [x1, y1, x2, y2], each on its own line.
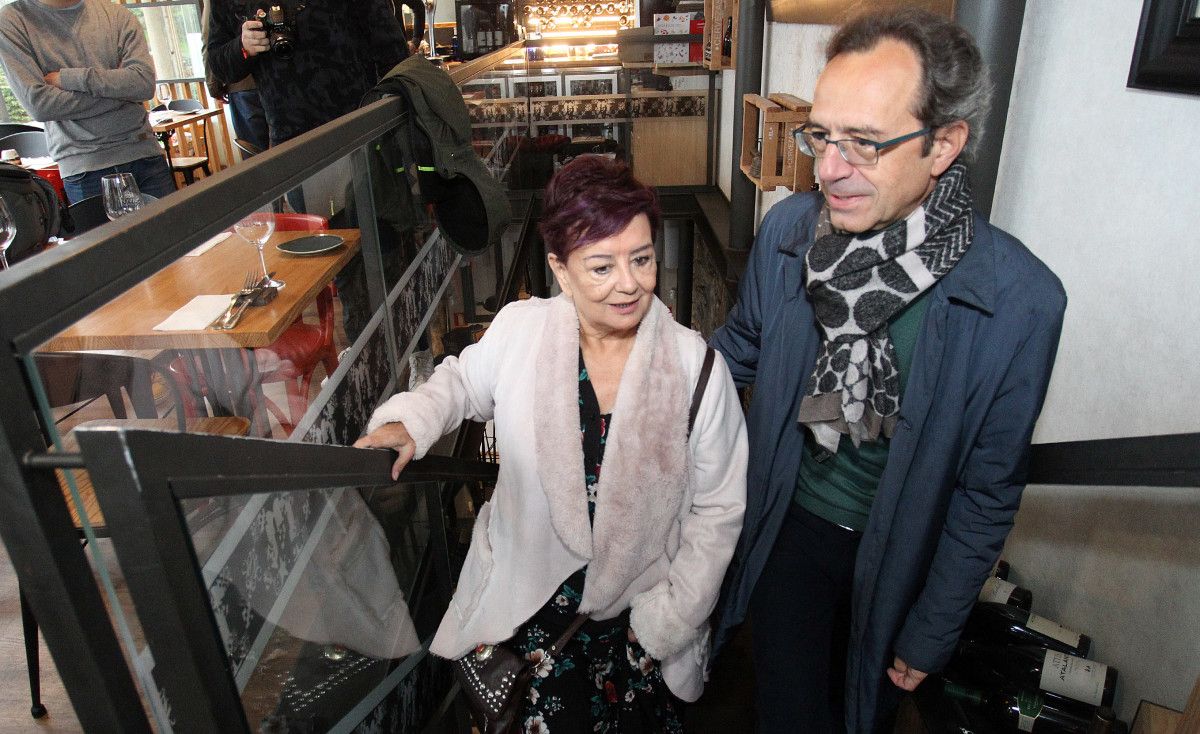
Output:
[980, 574, 1033, 610]
[942, 679, 1096, 733]
[964, 603, 1091, 657]
[995, 559, 1012, 580]
[953, 642, 1117, 709]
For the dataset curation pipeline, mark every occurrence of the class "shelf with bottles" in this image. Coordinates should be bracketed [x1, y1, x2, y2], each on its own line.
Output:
[521, 0, 635, 40]
[739, 93, 813, 192]
[703, 0, 737, 69]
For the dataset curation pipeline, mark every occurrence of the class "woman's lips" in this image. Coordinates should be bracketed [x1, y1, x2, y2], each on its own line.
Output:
[609, 300, 639, 315]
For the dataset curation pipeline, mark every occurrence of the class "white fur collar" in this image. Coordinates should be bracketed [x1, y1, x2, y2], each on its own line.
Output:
[533, 294, 692, 613]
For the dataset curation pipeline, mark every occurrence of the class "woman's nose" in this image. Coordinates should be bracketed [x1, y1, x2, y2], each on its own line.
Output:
[615, 263, 639, 293]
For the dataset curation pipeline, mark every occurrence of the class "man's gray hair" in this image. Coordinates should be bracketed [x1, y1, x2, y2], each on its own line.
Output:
[826, 8, 992, 160]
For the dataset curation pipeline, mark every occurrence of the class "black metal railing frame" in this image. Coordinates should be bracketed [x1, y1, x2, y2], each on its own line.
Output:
[0, 96, 410, 731]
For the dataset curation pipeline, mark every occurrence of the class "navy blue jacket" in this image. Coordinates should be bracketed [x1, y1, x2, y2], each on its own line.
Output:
[710, 192, 1066, 732]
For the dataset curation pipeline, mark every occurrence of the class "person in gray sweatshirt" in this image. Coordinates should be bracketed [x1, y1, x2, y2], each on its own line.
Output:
[0, 0, 174, 203]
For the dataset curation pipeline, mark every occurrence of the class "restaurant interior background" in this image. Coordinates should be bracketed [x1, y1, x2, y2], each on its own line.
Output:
[0, 0, 1198, 731]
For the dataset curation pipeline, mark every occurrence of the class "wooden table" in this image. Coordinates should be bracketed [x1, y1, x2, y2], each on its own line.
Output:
[55, 417, 251, 528]
[44, 229, 360, 434]
[46, 229, 359, 351]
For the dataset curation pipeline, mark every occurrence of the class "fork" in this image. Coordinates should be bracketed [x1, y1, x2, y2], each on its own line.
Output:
[212, 272, 258, 329]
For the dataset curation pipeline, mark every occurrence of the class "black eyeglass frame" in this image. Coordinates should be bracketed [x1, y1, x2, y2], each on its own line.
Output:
[794, 126, 932, 165]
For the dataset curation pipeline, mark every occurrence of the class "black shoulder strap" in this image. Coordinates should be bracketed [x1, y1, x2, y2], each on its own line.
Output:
[687, 347, 717, 437]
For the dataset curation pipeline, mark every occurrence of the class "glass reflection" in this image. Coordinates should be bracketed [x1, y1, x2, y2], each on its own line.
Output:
[184, 485, 431, 728]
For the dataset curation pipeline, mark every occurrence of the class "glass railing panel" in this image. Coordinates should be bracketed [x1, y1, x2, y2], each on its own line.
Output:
[181, 481, 440, 731]
[19, 142, 402, 730]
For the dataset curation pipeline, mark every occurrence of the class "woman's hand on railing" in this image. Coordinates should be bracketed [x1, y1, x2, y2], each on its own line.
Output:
[354, 422, 417, 480]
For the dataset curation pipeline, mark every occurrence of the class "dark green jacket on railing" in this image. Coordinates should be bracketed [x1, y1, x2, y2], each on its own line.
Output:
[363, 55, 510, 257]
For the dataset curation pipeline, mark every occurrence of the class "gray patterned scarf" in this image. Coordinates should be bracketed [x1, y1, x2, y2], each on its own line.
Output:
[799, 162, 974, 454]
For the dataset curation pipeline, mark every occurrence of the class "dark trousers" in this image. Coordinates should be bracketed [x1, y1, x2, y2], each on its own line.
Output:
[227, 89, 270, 153]
[750, 502, 862, 734]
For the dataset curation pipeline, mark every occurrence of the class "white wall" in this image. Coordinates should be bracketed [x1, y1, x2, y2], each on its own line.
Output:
[713, 0, 1200, 723]
[992, 0, 1200, 444]
[990, 0, 1200, 720]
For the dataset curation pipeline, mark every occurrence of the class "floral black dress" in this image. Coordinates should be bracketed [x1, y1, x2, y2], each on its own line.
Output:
[510, 352, 685, 734]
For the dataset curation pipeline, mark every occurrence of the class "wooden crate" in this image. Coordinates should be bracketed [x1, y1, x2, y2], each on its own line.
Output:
[703, 0, 738, 69]
[739, 93, 813, 191]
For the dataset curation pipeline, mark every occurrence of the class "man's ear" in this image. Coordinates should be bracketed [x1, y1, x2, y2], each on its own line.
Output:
[547, 253, 571, 298]
[930, 120, 968, 176]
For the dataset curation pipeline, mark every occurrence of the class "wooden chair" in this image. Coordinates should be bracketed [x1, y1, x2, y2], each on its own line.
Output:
[164, 99, 211, 184]
[21, 351, 250, 718]
[0, 130, 49, 158]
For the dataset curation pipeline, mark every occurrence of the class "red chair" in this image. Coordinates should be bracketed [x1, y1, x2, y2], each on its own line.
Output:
[167, 212, 340, 434]
[254, 213, 340, 433]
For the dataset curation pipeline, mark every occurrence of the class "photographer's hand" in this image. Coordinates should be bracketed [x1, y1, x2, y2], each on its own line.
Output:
[241, 19, 269, 57]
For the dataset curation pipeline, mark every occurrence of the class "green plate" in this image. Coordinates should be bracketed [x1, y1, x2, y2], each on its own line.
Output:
[276, 234, 345, 256]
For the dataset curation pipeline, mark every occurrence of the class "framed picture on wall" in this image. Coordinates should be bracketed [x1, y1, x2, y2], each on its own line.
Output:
[1128, 0, 1200, 95]
[461, 77, 508, 99]
[511, 77, 561, 98]
[563, 73, 619, 96]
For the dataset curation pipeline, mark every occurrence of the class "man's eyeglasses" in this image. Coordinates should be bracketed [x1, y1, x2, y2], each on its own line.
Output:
[794, 126, 931, 166]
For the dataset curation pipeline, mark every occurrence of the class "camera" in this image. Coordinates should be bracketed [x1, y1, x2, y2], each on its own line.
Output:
[251, 3, 298, 59]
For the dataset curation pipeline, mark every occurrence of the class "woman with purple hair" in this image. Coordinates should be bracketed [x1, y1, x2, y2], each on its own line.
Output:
[357, 154, 746, 730]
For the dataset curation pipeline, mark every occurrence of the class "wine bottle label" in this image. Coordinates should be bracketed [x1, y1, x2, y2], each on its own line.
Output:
[1038, 650, 1107, 706]
[1027, 613, 1083, 649]
[1016, 691, 1043, 733]
[979, 576, 1018, 604]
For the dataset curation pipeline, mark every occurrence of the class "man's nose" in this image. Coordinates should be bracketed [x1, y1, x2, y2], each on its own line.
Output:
[817, 144, 854, 183]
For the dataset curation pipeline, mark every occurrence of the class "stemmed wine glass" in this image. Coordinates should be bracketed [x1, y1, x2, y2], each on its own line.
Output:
[0, 196, 16, 270]
[156, 82, 173, 109]
[234, 205, 285, 290]
[101, 172, 143, 220]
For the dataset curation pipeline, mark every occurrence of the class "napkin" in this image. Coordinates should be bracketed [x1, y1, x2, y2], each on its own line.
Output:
[186, 231, 231, 257]
[153, 294, 234, 331]
[149, 110, 174, 125]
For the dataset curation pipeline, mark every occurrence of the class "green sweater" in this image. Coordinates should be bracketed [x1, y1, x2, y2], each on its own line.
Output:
[0, 0, 162, 176]
[794, 292, 930, 531]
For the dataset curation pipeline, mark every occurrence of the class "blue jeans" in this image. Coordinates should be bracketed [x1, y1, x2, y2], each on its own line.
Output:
[62, 154, 175, 204]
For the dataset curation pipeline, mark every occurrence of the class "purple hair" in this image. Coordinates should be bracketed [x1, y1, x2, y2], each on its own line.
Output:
[538, 155, 660, 261]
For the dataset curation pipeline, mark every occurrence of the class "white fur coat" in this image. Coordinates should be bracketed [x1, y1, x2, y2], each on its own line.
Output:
[366, 294, 747, 700]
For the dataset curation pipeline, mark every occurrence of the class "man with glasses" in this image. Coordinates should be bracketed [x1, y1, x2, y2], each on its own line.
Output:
[710, 9, 1066, 732]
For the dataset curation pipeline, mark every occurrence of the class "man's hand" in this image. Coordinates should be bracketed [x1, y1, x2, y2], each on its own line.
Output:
[43, 71, 61, 87]
[353, 422, 417, 480]
[241, 19, 269, 57]
[887, 657, 927, 691]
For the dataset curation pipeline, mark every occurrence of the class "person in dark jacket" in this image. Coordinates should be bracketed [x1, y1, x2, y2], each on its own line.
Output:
[206, 0, 407, 146]
[710, 9, 1067, 733]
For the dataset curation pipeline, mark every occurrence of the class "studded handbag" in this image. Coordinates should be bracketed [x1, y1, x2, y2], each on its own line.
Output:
[452, 613, 588, 733]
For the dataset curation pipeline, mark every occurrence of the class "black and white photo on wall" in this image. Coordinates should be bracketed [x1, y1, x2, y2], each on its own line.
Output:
[1128, 0, 1200, 95]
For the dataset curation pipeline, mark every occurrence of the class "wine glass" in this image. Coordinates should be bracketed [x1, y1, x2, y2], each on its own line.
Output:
[156, 82, 173, 109]
[0, 196, 16, 270]
[101, 172, 143, 220]
[234, 206, 285, 290]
